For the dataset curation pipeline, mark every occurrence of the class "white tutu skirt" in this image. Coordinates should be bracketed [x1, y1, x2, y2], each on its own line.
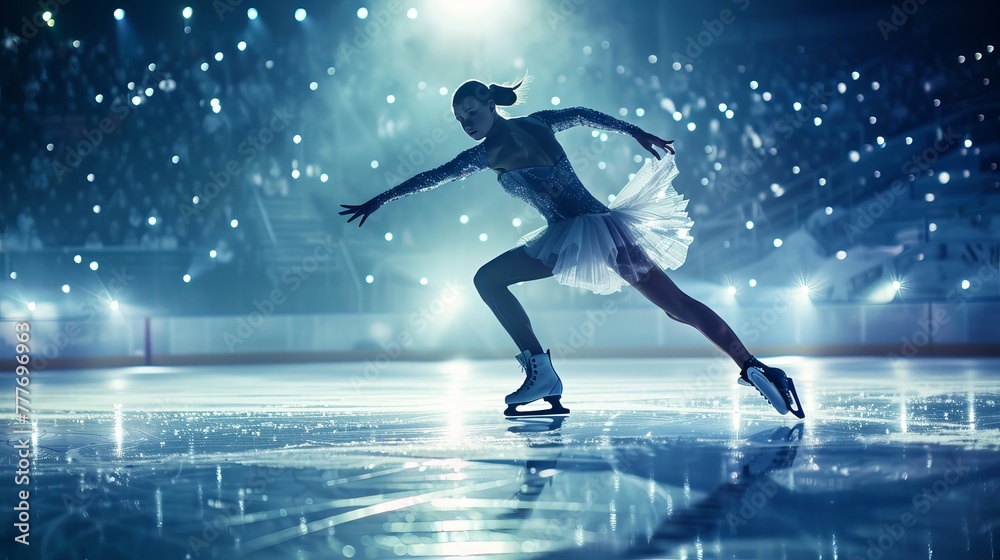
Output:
[516, 155, 694, 295]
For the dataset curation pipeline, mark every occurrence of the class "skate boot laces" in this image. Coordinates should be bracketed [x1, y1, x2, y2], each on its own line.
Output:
[511, 351, 538, 396]
[513, 363, 538, 396]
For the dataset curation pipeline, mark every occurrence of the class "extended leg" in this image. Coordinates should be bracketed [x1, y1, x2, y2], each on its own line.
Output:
[615, 244, 751, 367]
[474, 246, 554, 355]
[616, 243, 804, 417]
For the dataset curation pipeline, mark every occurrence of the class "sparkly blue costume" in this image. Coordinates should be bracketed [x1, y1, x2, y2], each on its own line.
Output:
[375, 107, 694, 296]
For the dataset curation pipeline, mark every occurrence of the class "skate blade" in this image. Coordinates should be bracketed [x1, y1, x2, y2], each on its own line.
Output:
[506, 416, 567, 433]
[748, 370, 789, 415]
[504, 396, 570, 418]
[785, 378, 805, 419]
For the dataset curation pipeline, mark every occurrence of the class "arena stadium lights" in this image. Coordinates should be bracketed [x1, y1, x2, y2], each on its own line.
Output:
[295, 8, 306, 21]
[247, 8, 258, 20]
[114, 8, 124, 20]
[797, 283, 811, 300]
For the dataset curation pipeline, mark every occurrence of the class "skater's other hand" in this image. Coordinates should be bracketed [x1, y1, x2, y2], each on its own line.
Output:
[633, 130, 675, 160]
[339, 198, 381, 227]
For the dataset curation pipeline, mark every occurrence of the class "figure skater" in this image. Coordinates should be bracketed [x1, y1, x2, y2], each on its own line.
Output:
[340, 77, 804, 419]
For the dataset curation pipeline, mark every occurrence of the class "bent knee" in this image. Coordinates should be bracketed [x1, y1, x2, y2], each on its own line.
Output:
[473, 266, 496, 295]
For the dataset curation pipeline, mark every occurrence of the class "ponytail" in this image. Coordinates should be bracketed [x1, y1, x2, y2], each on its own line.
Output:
[453, 73, 533, 116]
[488, 80, 522, 106]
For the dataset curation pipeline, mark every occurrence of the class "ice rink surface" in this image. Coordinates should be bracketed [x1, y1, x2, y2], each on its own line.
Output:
[3, 356, 1000, 559]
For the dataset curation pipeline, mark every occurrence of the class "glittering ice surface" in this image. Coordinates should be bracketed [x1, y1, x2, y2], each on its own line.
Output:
[3, 357, 1000, 559]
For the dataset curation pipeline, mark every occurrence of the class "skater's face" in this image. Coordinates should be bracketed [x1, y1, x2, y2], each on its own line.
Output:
[453, 97, 495, 141]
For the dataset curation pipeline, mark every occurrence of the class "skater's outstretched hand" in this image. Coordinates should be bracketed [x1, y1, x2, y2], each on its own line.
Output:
[339, 197, 382, 227]
[632, 130, 675, 160]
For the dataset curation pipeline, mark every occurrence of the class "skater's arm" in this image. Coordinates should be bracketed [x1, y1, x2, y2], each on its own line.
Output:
[529, 106, 644, 135]
[340, 144, 488, 227]
[529, 107, 674, 160]
[374, 144, 488, 205]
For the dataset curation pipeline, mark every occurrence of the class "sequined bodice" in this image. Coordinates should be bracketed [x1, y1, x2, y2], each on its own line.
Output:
[497, 155, 609, 222]
[373, 106, 643, 223]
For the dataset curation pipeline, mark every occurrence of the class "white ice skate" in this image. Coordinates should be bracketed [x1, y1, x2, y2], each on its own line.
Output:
[504, 349, 570, 417]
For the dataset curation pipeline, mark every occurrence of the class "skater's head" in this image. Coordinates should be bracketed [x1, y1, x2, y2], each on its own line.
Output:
[452, 76, 529, 141]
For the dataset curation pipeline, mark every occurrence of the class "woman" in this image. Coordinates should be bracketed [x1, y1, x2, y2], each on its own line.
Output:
[341, 78, 803, 419]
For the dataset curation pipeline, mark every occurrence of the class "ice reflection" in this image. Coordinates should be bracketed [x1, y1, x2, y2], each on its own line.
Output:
[15, 357, 1000, 559]
[155, 487, 163, 535]
[900, 396, 908, 433]
[444, 360, 471, 441]
[113, 403, 123, 457]
[968, 389, 976, 431]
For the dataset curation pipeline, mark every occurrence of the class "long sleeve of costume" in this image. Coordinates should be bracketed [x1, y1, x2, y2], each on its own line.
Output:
[374, 144, 489, 206]
[529, 106, 644, 135]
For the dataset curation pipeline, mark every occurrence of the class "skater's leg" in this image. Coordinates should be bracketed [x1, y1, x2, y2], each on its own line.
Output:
[615, 244, 752, 367]
[614, 243, 803, 416]
[474, 246, 554, 355]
